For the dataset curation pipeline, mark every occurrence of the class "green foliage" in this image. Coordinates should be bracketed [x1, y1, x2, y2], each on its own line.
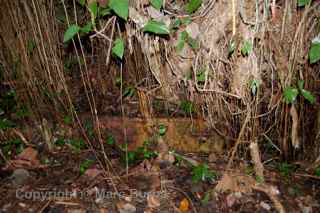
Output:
[283, 82, 316, 104]
[0, 118, 15, 130]
[78, 0, 85, 6]
[79, 159, 94, 175]
[283, 86, 299, 104]
[123, 86, 135, 98]
[176, 31, 198, 52]
[63, 115, 73, 125]
[99, 7, 111, 17]
[196, 69, 206, 83]
[180, 100, 195, 114]
[143, 20, 170, 35]
[181, 17, 192, 25]
[27, 39, 36, 56]
[309, 38, 320, 64]
[277, 162, 295, 178]
[192, 163, 216, 183]
[241, 40, 253, 56]
[105, 134, 116, 145]
[84, 120, 95, 140]
[186, 0, 203, 14]
[80, 22, 93, 33]
[150, 0, 163, 10]
[54, 138, 66, 146]
[250, 79, 261, 96]
[297, 0, 312, 7]
[1, 139, 25, 158]
[16, 105, 30, 118]
[88, 1, 98, 21]
[158, 124, 167, 136]
[122, 142, 158, 165]
[63, 25, 80, 43]
[68, 138, 87, 152]
[109, 0, 129, 21]
[298, 80, 316, 104]
[228, 39, 236, 55]
[315, 167, 320, 176]
[176, 31, 188, 52]
[112, 38, 125, 59]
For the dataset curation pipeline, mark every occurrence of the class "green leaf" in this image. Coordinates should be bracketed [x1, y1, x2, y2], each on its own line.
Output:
[112, 38, 125, 59]
[99, 7, 111, 17]
[297, 0, 312, 7]
[106, 134, 116, 145]
[283, 86, 299, 104]
[300, 89, 316, 104]
[186, 0, 202, 14]
[143, 20, 170, 35]
[79, 159, 94, 175]
[63, 25, 80, 43]
[89, 1, 98, 23]
[298, 80, 316, 104]
[228, 39, 236, 55]
[196, 70, 206, 83]
[187, 37, 198, 49]
[241, 40, 253, 56]
[150, 0, 163, 10]
[78, 0, 85, 6]
[309, 42, 320, 64]
[181, 17, 191, 25]
[250, 79, 261, 96]
[27, 39, 36, 55]
[81, 22, 93, 33]
[109, 0, 129, 21]
[315, 167, 320, 177]
[173, 18, 181, 29]
[176, 31, 188, 52]
[192, 164, 216, 183]
[158, 124, 167, 136]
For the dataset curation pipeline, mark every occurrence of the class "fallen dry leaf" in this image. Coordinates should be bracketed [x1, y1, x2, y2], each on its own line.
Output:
[84, 168, 102, 179]
[147, 194, 160, 208]
[179, 198, 189, 213]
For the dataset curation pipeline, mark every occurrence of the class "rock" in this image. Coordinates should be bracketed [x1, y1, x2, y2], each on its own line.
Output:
[260, 201, 271, 211]
[10, 168, 30, 186]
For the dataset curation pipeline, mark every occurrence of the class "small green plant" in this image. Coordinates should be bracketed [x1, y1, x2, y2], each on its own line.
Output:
[180, 100, 196, 114]
[241, 40, 253, 56]
[112, 38, 125, 60]
[283, 80, 316, 104]
[250, 79, 261, 96]
[315, 167, 320, 177]
[186, 0, 203, 14]
[150, 0, 163, 10]
[121, 141, 158, 165]
[277, 162, 295, 178]
[176, 31, 199, 52]
[158, 124, 167, 136]
[54, 138, 66, 146]
[192, 163, 216, 183]
[105, 133, 116, 145]
[196, 69, 206, 84]
[84, 120, 95, 140]
[298, 0, 312, 7]
[68, 138, 87, 152]
[1, 139, 25, 158]
[63, 115, 73, 125]
[0, 118, 15, 130]
[143, 20, 170, 35]
[309, 37, 320, 64]
[79, 159, 94, 175]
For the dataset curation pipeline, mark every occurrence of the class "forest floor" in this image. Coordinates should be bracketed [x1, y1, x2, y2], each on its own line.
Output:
[1, 117, 320, 213]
